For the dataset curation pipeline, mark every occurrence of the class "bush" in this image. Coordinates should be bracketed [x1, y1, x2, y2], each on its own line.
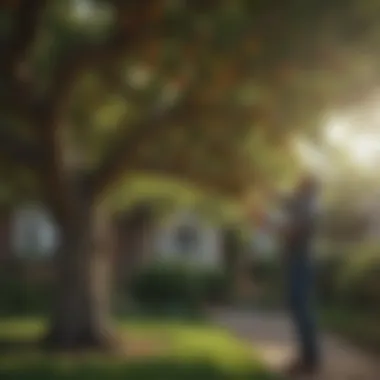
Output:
[247, 258, 284, 308]
[198, 269, 230, 304]
[315, 254, 344, 306]
[129, 264, 230, 315]
[315, 242, 380, 311]
[0, 272, 53, 316]
[337, 244, 380, 311]
[249, 258, 280, 284]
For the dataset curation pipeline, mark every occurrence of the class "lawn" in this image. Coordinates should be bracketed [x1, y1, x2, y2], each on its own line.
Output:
[0, 317, 277, 380]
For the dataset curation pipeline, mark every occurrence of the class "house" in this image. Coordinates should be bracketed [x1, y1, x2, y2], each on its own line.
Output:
[0, 203, 59, 263]
[0, 202, 254, 304]
[153, 209, 223, 269]
[1, 203, 241, 273]
[0, 203, 60, 284]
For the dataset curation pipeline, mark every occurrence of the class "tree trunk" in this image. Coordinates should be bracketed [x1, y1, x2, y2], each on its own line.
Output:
[45, 204, 115, 350]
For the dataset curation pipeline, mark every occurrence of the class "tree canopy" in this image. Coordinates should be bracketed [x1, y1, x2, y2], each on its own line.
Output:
[3, 0, 380, 222]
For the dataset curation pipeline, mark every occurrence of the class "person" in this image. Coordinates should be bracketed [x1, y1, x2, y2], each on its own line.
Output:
[282, 174, 321, 376]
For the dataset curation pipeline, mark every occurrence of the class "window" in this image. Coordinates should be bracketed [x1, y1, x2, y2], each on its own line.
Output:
[12, 205, 59, 259]
[175, 225, 199, 254]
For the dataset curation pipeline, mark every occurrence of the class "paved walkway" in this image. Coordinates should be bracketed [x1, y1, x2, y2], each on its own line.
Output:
[211, 309, 379, 379]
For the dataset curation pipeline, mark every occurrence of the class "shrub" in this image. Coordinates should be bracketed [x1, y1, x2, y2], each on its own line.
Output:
[337, 244, 380, 311]
[197, 268, 231, 304]
[315, 254, 344, 306]
[129, 263, 230, 314]
[0, 272, 53, 316]
[247, 258, 284, 308]
[249, 258, 280, 284]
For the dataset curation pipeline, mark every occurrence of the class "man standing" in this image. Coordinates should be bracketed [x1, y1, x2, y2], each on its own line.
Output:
[283, 174, 321, 376]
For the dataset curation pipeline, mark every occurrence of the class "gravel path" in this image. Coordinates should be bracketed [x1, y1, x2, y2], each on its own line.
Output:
[211, 309, 379, 379]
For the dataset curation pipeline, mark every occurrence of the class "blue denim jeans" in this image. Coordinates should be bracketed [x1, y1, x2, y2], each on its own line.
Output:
[288, 253, 320, 366]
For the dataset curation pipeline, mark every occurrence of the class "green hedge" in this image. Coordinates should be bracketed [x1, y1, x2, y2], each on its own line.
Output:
[315, 243, 380, 311]
[248, 258, 283, 308]
[323, 308, 380, 353]
[315, 254, 344, 306]
[129, 264, 230, 314]
[248, 242, 380, 312]
[337, 244, 380, 311]
[0, 274, 53, 316]
[0, 263, 230, 317]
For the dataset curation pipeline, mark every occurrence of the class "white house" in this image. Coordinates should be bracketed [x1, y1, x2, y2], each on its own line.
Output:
[9, 203, 59, 259]
[153, 209, 223, 269]
[6, 204, 225, 270]
[249, 207, 287, 261]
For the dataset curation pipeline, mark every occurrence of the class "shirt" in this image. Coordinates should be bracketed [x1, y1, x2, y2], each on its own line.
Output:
[284, 189, 319, 252]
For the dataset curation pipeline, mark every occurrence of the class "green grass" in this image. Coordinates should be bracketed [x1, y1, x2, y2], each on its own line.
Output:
[322, 308, 380, 354]
[0, 317, 277, 380]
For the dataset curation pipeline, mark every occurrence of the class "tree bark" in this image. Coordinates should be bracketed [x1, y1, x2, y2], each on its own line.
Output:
[44, 203, 115, 350]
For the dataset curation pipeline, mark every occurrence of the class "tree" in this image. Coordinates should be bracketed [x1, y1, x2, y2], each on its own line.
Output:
[1, 0, 380, 349]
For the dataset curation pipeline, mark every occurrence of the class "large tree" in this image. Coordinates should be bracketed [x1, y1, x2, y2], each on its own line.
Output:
[1, 0, 379, 349]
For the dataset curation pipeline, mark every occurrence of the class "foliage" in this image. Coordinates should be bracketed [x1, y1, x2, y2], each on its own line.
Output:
[0, 318, 276, 380]
[0, 360, 275, 380]
[249, 240, 380, 311]
[315, 253, 345, 306]
[129, 264, 230, 315]
[248, 257, 284, 309]
[198, 268, 232, 304]
[337, 243, 380, 311]
[0, 272, 53, 316]
[314, 242, 380, 311]
[109, 174, 247, 227]
[249, 258, 281, 285]
[4, 0, 380, 209]
[319, 180, 374, 242]
[323, 308, 380, 354]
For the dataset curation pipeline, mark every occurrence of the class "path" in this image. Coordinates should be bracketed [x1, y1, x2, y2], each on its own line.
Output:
[211, 309, 379, 379]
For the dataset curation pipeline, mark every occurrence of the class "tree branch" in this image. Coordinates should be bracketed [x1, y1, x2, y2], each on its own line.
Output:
[126, 143, 253, 199]
[33, 1, 165, 224]
[41, 0, 165, 126]
[90, 96, 190, 198]
[1, 0, 47, 79]
[90, 95, 255, 199]
[151, 125, 254, 197]
[0, 1, 48, 122]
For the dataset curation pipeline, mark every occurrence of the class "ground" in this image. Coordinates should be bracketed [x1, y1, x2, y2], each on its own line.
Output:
[211, 309, 380, 380]
[1, 311, 378, 379]
[0, 317, 276, 380]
